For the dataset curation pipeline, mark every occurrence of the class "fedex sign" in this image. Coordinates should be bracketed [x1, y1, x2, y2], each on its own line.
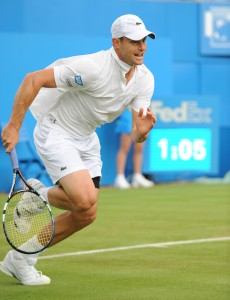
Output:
[151, 100, 214, 125]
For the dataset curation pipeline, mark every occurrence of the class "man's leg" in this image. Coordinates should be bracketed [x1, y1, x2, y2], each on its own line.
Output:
[116, 134, 132, 175]
[132, 143, 154, 188]
[114, 133, 132, 189]
[0, 169, 99, 285]
[47, 169, 99, 246]
[133, 142, 144, 174]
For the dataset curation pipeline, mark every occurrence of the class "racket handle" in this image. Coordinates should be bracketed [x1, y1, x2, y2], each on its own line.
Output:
[10, 148, 19, 169]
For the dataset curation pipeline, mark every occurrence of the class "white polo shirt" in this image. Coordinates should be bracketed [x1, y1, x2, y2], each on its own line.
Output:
[30, 47, 154, 137]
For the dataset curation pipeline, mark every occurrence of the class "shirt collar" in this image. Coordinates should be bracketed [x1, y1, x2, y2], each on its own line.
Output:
[110, 47, 132, 75]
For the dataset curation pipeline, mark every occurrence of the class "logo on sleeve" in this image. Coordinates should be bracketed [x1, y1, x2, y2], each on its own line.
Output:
[65, 78, 73, 87]
[75, 75, 83, 86]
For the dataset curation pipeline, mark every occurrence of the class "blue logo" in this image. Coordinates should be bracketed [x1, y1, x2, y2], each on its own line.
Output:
[75, 75, 83, 86]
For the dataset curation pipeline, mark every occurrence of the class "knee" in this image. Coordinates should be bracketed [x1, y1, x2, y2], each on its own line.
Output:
[72, 205, 97, 229]
[72, 193, 97, 213]
[86, 210, 97, 225]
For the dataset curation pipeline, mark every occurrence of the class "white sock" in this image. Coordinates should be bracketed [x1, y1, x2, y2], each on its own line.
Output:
[40, 188, 49, 204]
[13, 235, 43, 265]
[20, 235, 44, 252]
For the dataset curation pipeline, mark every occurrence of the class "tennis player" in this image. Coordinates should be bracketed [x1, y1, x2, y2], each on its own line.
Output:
[0, 14, 156, 285]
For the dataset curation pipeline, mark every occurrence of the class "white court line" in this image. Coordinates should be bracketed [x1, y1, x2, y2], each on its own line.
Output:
[39, 236, 230, 261]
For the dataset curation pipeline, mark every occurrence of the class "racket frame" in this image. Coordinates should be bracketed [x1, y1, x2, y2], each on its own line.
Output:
[2, 148, 55, 254]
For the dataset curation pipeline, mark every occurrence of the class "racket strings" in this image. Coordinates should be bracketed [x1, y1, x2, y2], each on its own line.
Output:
[16, 193, 45, 217]
[4, 191, 54, 253]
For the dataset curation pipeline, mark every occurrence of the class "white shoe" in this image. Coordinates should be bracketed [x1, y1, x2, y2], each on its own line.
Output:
[114, 174, 131, 189]
[14, 179, 46, 234]
[132, 173, 154, 188]
[0, 250, 51, 285]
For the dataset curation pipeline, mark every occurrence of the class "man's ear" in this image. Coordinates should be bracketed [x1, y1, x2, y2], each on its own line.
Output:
[112, 38, 121, 50]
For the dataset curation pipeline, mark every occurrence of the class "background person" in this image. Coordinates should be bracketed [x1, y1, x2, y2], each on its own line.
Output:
[114, 109, 154, 189]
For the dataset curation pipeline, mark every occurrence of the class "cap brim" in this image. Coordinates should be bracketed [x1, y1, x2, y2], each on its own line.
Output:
[125, 30, 156, 41]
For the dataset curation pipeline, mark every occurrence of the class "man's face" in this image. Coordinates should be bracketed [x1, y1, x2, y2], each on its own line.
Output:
[113, 37, 147, 66]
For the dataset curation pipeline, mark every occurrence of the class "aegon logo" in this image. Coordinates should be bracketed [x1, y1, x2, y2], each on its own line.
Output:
[151, 101, 212, 123]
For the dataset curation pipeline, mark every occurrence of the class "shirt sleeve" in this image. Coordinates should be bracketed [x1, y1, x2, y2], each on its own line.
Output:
[131, 71, 154, 115]
[53, 57, 101, 92]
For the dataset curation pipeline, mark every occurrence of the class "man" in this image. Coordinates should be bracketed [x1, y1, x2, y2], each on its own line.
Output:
[0, 14, 156, 285]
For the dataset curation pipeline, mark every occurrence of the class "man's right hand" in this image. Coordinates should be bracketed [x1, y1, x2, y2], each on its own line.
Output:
[1, 124, 19, 153]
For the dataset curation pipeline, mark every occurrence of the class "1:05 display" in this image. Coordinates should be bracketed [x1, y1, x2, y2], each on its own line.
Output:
[157, 138, 207, 161]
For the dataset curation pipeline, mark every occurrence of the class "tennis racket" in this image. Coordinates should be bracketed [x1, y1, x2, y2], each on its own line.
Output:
[2, 148, 55, 254]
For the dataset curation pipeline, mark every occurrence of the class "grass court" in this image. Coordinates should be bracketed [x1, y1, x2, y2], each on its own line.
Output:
[0, 183, 229, 299]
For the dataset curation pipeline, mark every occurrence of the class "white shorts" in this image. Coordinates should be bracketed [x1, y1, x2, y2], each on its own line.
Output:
[33, 122, 102, 184]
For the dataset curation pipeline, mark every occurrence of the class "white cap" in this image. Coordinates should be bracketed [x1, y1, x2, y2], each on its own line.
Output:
[111, 14, 155, 41]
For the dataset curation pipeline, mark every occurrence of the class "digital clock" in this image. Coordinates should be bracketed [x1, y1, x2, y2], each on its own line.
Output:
[142, 97, 219, 177]
[147, 128, 212, 172]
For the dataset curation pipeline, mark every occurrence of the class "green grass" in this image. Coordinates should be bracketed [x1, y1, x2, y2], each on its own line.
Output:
[0, 183, 230, 299]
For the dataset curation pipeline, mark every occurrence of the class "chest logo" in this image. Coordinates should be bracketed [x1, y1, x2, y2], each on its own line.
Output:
[75, 75, 83, 86]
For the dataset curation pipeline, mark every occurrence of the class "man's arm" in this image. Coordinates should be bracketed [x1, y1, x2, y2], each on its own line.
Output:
[131, 108, 156, 143]
[1, 68, 56, 153]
